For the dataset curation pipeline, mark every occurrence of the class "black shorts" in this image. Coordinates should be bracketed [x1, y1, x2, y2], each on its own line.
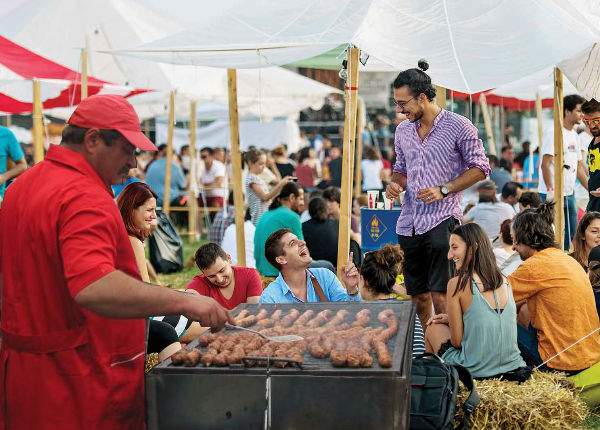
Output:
[398, 217, 457, 296]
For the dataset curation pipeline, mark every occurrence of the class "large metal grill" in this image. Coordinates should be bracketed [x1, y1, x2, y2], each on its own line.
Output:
[146, 301, 415, 430]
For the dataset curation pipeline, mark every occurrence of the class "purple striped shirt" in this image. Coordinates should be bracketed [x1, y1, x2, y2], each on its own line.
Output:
[393, 109, 490, 236]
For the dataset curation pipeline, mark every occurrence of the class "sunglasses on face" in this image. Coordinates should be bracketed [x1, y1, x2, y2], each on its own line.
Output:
[583, 116, 600, 127]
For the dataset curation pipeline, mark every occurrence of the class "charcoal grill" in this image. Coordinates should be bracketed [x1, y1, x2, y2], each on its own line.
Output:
[146, 301, 415, 430]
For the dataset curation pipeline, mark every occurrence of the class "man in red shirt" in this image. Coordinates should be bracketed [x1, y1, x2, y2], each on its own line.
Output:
[187, 243, 262, 309]
[0, 95, 231, 430]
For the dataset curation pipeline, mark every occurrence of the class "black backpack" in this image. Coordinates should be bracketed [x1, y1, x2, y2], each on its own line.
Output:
[148, 210, 184, 274]
[410, 354, 480, 430]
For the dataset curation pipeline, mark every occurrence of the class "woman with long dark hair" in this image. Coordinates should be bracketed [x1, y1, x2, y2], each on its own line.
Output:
[570, 211, 600, 270]
[425, 223, 525, 378]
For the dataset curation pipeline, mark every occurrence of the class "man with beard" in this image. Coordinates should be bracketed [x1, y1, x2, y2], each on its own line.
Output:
[385, 60, 490, 326]
[509, 202, 600, 374]
[254, 182, 305, 276]
[582, 98, 600, 212]
[259, 228, 359, 303]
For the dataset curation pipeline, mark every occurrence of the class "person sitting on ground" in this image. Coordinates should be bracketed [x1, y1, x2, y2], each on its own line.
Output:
[186, 242, 262, 310]
[272, 144, 296, 178]
[294, 146, 319, 189]
[587, 246, 600, 318]
[463, 180, 515, 241]
[259, 228, 360, 303]
[509, 202, 600, 374]
[244, 148, 293, 225]
[359, 244, 426, 358]
[254, 182, 305, 277]
[493, 219, 522, 277]
[209, 191, 236, 244]
[425, 223, 526, 379]
[500, 181, 523, 212]
[323, 185, 361, 242]
[302, 196, 340, 269]
[221, 208, 256, 268]
[570, 211, 600, 270]
[488, 154, 512, 192]
[518, 191, 542, 212]
[117, 182, 201, 358]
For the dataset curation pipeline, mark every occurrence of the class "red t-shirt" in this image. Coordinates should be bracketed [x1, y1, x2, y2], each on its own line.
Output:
[186, 266, 262, 310]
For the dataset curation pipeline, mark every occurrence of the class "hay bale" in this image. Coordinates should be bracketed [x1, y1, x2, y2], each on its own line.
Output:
[145, 353, 160, 373]
[455, 371, 589, 429]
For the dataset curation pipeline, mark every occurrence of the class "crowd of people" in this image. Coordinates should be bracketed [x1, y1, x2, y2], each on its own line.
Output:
[3, 60, 600, 428]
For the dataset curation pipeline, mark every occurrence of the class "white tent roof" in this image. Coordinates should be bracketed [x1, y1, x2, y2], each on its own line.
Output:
[487, 67, 579, 101]
[110, 0, 599, 94]
[0, 0, 339, 119]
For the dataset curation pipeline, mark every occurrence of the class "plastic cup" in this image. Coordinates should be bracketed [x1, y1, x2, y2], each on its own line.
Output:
[376, 202, 384, 209]
[383, 196, 393, 210]
[367, 190, 378, 209]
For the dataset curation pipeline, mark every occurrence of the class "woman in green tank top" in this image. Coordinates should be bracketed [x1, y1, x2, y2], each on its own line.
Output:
[424, 223, 526, 378]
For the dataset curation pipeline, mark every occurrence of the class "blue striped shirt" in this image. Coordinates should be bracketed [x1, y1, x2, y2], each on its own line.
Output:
[393, 109, 490, 235]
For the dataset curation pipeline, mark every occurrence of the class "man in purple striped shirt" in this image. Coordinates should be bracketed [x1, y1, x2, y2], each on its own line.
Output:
[385, 61, 490, 326]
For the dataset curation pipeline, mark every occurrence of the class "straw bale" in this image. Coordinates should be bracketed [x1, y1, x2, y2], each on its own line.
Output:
[145, 353, 160, 373]
[455, 371, 589, 429]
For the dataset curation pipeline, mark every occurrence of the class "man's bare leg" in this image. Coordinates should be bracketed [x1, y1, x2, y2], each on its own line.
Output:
[412, 292, 434, 328]
[431, 291, 447, 315]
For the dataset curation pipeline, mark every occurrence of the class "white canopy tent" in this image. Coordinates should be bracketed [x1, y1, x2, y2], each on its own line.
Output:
[112, 0, 599, 94]
[487, 67, 579, 100]
[0, 0, 340, 119]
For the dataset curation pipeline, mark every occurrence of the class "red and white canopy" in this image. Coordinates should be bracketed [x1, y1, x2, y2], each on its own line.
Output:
[0, 35, 146, 114]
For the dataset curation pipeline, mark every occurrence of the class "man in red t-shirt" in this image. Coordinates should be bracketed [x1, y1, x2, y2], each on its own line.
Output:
[187, 243, 262, 309]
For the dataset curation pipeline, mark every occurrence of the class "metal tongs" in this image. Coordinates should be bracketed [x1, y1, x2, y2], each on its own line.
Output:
[225, 323, 304, 342]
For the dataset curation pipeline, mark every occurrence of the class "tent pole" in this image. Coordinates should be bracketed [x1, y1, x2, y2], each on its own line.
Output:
[32, 79, 44, 164]
[188, 100, 198, 237]
[80, 44, 88, 100]
[533, 93, 543, 185]
[143, 119, 150, 137]
[353, 98, 365, 198]
[163, 91, 175, 215]
[337, 47, 360, 275]
[228, 69, 246, 266]
[5, 115, 11, 127]
[480, 93, 496, 155]
[435, 86, 446, 109]
[553, 67, 565, 250]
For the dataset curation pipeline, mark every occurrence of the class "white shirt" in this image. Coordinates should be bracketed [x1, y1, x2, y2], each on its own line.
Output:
[465, 202, 516, 241]
[538, 126, 582, 196]
[201, 159, 228, 198]
[221, 221, 256, 268]
[361, 159, 384, 190]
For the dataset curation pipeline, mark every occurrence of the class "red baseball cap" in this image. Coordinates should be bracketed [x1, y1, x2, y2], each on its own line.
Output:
[67, 94, 157, 151]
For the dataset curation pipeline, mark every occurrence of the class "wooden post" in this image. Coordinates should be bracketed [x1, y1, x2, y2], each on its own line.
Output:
[163, 91, 175, 214]
[227, 69, 246, 266]
[353, 98, 365, 198]
[553, 67, 565, 250]
[188, 101, 198, 237]
[480, 93, 496, 155]
[5, 114, 11, 127]
[499, 106, 506, 147]
[435, 86, 446, 109]
[337, 47, 360, 275]
[143, 119, 150, 138]
[532, 93, 543, 183]
[80, 46, 88, 100]
[32, 79, 44, 164]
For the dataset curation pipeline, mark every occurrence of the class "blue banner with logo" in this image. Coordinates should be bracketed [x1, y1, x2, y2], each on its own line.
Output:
[360, 207, 401, 253]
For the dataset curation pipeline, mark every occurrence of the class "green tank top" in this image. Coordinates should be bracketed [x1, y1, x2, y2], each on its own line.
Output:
[442, 281, 526, 378]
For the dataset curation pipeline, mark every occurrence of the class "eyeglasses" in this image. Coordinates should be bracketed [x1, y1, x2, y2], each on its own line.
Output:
[200, 155, 208, 160]
[393, 96, 415, 110]
[583, 116, 600, 127]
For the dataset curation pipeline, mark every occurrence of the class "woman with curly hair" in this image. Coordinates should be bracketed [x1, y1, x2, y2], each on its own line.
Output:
[359, 244, 425, 358]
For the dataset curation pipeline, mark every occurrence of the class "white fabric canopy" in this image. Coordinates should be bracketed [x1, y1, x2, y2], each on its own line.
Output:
[110, 0, 599, 94]
[155, 116, 302, 153]
[488, 67, 579, 100]
[0, 0, 339, 119]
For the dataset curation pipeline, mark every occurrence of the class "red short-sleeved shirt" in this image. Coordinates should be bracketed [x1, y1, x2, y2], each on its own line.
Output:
[186, 266, 262, 310]
[0, 145, 145, 429]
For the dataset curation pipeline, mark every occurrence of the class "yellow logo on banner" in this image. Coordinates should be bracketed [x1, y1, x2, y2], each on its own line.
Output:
[369, 215, 387, 241]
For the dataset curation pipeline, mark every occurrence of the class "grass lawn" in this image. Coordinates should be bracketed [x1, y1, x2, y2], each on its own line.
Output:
[156, 236, 205, 289]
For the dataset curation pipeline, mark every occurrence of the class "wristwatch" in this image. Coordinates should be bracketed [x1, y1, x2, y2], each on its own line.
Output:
[440, 184, 450, 197]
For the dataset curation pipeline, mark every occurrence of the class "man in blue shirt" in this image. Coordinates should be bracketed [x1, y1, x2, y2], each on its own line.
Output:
[145, 145, 186, 206]
[0, 126, 27, 199]
[260, 228, 360, 303]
